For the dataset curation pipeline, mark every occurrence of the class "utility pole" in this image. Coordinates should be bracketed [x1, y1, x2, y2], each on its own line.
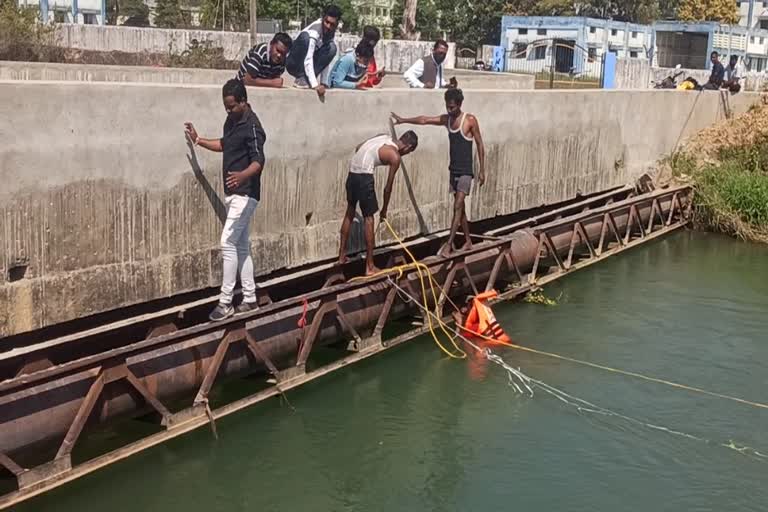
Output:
[249, 0, 258, 47]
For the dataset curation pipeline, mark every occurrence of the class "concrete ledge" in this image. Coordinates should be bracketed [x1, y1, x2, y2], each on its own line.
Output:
[0, 61, 535, 89]
[0, 83, 761, 336]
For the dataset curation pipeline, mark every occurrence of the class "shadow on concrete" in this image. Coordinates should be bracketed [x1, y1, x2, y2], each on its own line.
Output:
[389, 120, 429, 235]
[186, 139, 227, 225]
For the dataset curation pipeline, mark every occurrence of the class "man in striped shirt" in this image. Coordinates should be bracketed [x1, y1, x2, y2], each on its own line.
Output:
[236, 33, 293, 88]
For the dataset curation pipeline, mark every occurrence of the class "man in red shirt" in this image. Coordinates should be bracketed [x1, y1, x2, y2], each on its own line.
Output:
[358, 25, 385, 88]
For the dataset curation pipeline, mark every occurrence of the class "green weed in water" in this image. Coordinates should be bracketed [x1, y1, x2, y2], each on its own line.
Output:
[523, 290, 563, 306]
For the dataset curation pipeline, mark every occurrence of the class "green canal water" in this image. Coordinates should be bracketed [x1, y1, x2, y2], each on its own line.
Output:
[18, 231, 768, 512]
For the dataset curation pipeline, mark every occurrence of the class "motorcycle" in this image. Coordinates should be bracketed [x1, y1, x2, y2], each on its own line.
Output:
[652, 64, 685, 89]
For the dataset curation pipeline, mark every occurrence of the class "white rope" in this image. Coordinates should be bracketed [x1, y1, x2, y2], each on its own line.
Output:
[386, 277, 768, 461]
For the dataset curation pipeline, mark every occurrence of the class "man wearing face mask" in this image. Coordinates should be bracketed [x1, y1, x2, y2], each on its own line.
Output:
[391, 88, 486, 257]
[184, 79, 267, 321]
[403, 40, 457, 89]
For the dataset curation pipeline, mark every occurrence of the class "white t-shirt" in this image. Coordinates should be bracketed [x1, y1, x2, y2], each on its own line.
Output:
[350, 135, 397, 175]
[725, 63, 742, 82]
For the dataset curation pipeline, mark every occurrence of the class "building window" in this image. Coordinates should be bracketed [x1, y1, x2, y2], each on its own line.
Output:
[752, 36, 756, 43]
[533, 45, 546, 60]
[53, 10, 66, 22]
[589, 27, 596, 34]
[84, 12, 98, 24]
[537, 28, 547, 36]
[513, 43, 527, 58]
[630, 50, 639, 58]
[588, 47, 597, 62]
[611, 29, 618, 36]
[761, 37, 765, 44]
[518, 28, 528, 35]
[631, 31, 638, 38]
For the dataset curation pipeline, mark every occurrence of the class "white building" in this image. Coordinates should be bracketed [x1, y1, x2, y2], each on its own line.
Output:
[738, 0, 768, 30]
[18, 0, 105, 24]
[500, 16, 653, 79]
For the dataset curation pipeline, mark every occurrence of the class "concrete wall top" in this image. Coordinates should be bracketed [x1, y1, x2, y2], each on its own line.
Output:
[0, 61, 535, 89]
[0, 82, 760, 336]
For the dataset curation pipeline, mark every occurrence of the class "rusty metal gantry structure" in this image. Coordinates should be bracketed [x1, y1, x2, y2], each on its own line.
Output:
[0, 184, 692, 508]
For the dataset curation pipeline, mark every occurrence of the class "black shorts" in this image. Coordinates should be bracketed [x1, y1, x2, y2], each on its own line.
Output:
[346, 173, 379, 217]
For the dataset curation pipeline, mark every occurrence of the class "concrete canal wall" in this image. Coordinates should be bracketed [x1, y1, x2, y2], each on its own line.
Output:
[0, 82, 760, 336]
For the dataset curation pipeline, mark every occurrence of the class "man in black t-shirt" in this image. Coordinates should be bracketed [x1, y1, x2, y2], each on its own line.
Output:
[185, 79, 267, 321]
[703, 51, 725, 90]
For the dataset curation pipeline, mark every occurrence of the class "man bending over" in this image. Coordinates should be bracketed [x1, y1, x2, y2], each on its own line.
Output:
[339, 131, 419, 275]
[392, 88, 485, 257]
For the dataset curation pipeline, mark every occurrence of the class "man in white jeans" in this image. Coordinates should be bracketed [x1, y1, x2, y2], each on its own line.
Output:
[185, 79, 267, 321]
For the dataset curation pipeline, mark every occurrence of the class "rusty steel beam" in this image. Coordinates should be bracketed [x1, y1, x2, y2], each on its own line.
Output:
[0, 185, 691, 509]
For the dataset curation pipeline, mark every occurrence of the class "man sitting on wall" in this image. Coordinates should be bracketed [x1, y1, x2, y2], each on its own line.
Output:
[403, 40, 458, 89]
[703, 51, 725, 90]
[236, 33, 293, 88]
[184, 80, 267, 321]
[285, 4, 342, 100]
[722, 55, 742, 93]
[329, 42, 374, 89]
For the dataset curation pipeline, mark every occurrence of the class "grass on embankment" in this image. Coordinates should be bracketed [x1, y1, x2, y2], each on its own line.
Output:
[669, 100, 768, 244]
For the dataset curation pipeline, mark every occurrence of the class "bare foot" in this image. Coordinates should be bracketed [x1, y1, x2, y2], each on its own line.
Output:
[338, 255, 349, 265]
[460, 241, 473, 252]
[438, 244, 453, 258]
[365, 265, 382, 276]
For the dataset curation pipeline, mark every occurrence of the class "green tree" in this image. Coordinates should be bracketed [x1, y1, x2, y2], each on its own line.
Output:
[677, 0, 739, 24]
[119, 0, 151, 26]
[154, 0, 189, 27]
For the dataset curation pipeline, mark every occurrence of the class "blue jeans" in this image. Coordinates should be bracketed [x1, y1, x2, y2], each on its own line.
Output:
[285, 32, 337, 82]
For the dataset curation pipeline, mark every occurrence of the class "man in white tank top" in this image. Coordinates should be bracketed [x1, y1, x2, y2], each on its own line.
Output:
[339, 131, 419, 275]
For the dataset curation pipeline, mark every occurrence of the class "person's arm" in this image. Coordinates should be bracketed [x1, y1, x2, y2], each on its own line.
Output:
[403, 59, 426, 88]
[242, 75, 284, 88]
[184, 122, 222, 152]
[391, 112, 446, 126]
[303, 34, 321, 89]
[330, 56, 362, 89]
[379, 148, 402, 220]
[469, 115, 485, 186]
[225, 124, 266, 190]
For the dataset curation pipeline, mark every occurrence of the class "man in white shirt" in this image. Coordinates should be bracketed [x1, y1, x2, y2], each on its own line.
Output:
[338, 131, 419, 275]
[723, 55, 743, 93]
[403, 40, 457, 89]
[285, 5, 342, 100]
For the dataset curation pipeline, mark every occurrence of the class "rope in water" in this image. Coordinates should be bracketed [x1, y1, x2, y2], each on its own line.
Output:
[384, 275, 768, 461]
[365, 218, 768, 413]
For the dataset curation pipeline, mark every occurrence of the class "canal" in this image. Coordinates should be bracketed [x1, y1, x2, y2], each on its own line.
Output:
[18, 231, 768, 512]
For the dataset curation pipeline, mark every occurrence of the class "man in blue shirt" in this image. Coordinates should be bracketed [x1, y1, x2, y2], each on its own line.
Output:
[329, 42, 374, 89]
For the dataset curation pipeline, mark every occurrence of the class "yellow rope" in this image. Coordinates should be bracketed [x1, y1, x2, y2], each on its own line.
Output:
[347, 219, 466, 359]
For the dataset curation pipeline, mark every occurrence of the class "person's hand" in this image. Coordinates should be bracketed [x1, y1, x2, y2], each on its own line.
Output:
[355, 82, 369, 90]
[225, 171, 246, 190]
[315, 85, 326, 99]
[478, 170, 486, 186]
[377, 67, 387, 78]
[379, 209, 388, 222]
[390, 112, 404, 125]
[423, 81, 435, 89]
[184, 122, 198, 144]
